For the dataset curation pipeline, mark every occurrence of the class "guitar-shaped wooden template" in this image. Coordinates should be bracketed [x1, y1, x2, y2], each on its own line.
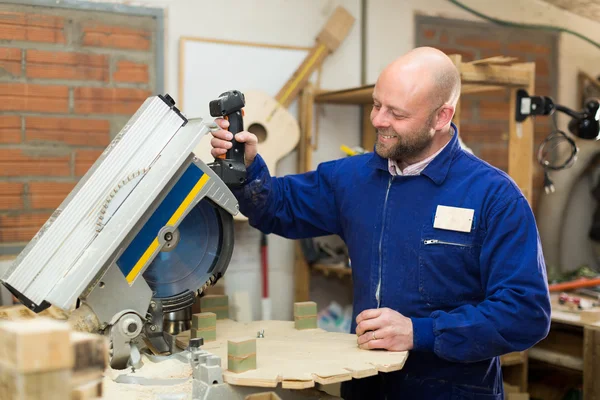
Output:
[194, 7, 354, 221]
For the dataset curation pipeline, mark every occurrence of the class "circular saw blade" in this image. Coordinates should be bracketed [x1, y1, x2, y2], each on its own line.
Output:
[142, 199, 232, 298]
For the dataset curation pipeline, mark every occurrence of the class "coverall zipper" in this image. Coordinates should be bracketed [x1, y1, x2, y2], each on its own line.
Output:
[423, 239, 473, 247]
[375, 176, 394, 308]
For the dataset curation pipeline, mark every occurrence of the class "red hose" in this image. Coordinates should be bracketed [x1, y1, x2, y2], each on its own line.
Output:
[261, 233, 268, 298]
[548, 277, 600, 292]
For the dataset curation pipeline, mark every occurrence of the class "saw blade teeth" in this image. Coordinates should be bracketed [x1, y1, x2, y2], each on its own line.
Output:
[96, 169, 146, 229]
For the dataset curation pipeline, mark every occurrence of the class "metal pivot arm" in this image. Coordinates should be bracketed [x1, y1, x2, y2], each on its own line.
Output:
[515, 89, 600, 140]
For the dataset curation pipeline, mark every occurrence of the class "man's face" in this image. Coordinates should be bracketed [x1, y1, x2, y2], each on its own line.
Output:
[372, 109, 436, 161]
[370, 70, 439, 161]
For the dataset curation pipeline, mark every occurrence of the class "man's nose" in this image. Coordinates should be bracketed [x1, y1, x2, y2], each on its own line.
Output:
[371, 108, 390, 129]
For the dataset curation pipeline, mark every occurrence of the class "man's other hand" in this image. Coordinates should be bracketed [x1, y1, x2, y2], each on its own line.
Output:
[210, 118, 258, 167]
[355, 307, 414, 351]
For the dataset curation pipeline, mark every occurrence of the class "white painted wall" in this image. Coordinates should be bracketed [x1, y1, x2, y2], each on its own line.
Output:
[87, 0, 600, 315]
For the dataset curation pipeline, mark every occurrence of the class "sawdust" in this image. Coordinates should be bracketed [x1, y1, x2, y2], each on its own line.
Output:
[103, 378, 192, 400]
[103, 354, 194, 399]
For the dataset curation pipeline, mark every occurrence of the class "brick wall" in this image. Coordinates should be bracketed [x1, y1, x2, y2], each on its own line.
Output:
[0, 3, 158, 254]
[416, 16, 559, 215]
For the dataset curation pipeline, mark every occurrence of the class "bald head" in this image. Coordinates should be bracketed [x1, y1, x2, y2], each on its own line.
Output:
[371, 47, 461, 163]
[380, 47, 461, 112]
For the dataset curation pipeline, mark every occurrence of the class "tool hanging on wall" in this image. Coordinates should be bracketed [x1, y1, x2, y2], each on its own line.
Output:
[515, 89, 600, 193]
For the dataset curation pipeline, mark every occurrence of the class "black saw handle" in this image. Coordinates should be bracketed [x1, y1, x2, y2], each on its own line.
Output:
[208, 90, 247, 187]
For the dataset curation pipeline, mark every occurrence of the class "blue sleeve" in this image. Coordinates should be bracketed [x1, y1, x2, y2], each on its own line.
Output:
[410, 196, 551, 362]
[231, 154, 342, 239]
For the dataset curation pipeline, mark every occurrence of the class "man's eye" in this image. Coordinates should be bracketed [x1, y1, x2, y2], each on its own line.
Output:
[373, 103, 381, 109]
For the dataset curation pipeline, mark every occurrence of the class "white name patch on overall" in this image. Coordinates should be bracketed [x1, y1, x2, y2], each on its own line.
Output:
[433, 205, 474, 233]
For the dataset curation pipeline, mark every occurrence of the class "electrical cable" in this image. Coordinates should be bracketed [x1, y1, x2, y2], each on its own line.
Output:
[448, 0, 600, 51]
[536, 112, 579, 193]
[448, 0, 597, 195]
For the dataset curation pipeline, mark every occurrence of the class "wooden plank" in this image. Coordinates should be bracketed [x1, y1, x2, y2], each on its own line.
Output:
[468, 56, 519, 65]
[314, 85, 374, 104]
[529, 347, 583, 371]
[460, 62, 533, 87]
[461, 84, 504, 95]
[584, 325, 600, 400]
[312, 264, 352, 280]
[176, 319, 408, 388]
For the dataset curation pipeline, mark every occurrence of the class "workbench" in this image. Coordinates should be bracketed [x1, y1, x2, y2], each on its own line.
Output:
[528, 293, 600, 399]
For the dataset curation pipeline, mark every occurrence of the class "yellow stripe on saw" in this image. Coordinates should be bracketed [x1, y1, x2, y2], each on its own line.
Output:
[125, 173, 211, 284]
[166, 173, 210, 226]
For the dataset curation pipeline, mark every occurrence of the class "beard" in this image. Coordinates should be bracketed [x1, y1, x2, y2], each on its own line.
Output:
[374, 116, 436, 161]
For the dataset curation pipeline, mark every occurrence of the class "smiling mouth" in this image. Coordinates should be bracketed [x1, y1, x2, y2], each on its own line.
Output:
[378, 134, 397, 139]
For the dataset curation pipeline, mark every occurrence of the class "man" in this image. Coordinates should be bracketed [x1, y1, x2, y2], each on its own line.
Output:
[210, 47, 551, 399]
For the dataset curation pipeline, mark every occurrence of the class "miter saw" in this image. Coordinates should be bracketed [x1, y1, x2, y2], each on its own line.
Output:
[0, 90, 247, 369]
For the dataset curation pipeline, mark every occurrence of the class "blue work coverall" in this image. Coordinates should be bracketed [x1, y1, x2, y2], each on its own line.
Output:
[231, 124, 551, 399]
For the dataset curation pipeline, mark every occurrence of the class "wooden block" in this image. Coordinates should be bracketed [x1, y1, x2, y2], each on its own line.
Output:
[200, 294, 228, 308]
[228, 337, 257, 373]
[0, 317, 73, 373]
[294, 301, 317, 317]
[581, 309, 600, 324]
[200, 295, 229, 319]
[70, 332, 108, 387]
[72, 378, 103, 400]
[192, 312, 216, 329]
[0, 364, 71, 400]
[192, 327, 216, 342]
[294, 316, 318, 330]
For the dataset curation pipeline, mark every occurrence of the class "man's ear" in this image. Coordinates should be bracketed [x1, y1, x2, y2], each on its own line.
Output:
[433, 105, 454, 130]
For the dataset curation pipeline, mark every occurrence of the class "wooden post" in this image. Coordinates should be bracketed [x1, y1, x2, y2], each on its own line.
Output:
[448, 54, 463, 132]
[508, 62, 536, 204]
[293, 84, 315, 302]
[361, 105, 376, 151]
[584, 325, 600, 400]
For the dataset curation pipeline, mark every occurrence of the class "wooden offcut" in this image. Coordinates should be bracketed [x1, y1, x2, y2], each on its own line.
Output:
[0, 366, 71, 400]
[70, 332, 108, 387]
[192, 327, 217, 342]
[294, 301, 317, 317]
[228, 337, 257, 373]
[294, 301, 318, 330]
[0, 317, 73, 373]
[193, 312, 217, 329]
[200, 295, 229, 320]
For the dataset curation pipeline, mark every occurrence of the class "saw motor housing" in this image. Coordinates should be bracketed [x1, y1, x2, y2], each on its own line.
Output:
[1, 93, 240, 368]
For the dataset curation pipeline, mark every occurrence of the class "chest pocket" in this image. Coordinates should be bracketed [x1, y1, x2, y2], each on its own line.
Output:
[418, 222, 485, 305]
